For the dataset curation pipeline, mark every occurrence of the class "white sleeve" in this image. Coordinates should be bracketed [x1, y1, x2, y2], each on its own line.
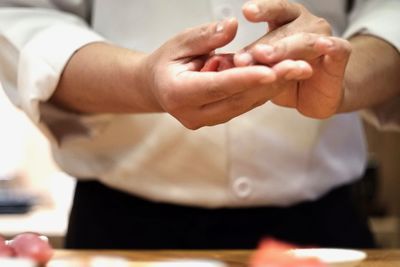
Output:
[343, 0, 400, 131]
[0, 3, 112, 144]
[344, 0, 400, 50]
[361, 98, 400, 132]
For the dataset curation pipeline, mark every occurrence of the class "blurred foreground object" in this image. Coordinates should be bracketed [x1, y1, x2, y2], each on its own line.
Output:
[250, 239, 326, 267]
[0, 187, 36, 214]
[250, 238, 367, 267]
[0, 232, 53, 265]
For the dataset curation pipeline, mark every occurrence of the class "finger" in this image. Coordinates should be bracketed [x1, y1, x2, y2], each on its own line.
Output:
[197, 90, 270, 127]
[233, 51, 255, 67]
[245, 33, 334, 65]
[185, 58, 206, 71]
[317, 37, 352, 78]
[262, 60, 310, 108]
[294, 37, 351, 118]
[181, 59, 313, 128]
[176, 65, 277, 105]
[198, 77, 297, 127]
[272, 59, 313, 80]
[200, 54, 235, 72]
[195, 60, 312, 127]
[271, 86, 298, 108]
[165, 17, 238, 60]
[242, 0, 301, 27]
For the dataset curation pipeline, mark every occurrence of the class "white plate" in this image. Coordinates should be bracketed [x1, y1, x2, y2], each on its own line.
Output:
[48, 258, 227, 267]
[0, 258, 36, 267]
[289, 248, 367, 267]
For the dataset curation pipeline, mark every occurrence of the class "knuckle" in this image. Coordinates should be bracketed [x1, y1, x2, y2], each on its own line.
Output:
[274, 0, 289, 12]
[274, 38, 288, 58]
[198, 24, 210, 40]
[339, 40, 353, 57]
[303, 33, 316, 48]
[315, 17, 332, 35]
[254, 0, 288, 22]
[292, 32, 315, 50]
[177, 27, 194, 45]
[181, 118, 202, 130]
[180, 27, 192, 38]
[328, 38, 352, 58]
[179, 23, 211, 48]
[272, 30, 290, 43]
[344, 40, 353, 54]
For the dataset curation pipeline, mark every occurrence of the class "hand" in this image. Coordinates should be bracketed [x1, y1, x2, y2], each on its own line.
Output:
[266, 34, 351, 118]
[139, 18, 312, 129]
[241, 0, 332, 47]
[235, 0, 351, 118]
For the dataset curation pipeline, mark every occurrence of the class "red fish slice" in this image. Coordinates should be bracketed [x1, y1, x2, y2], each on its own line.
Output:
[250, 239, 326, 267]
[201, 54, 235, 72]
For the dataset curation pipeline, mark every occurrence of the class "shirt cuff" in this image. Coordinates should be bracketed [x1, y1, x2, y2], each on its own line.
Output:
[17, 23, 115, 143]
[343, 0, 400, 51]
[361, 97, 400, 132]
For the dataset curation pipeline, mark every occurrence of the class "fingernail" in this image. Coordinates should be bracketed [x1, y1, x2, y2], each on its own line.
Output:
[245, 2, 260, 15]
[216, 21, 224, 33]
[297, 61, 309, 70]
[235, 52, 254, 66]
[257, 44, 274, 57]
[319, 37, 334, 48]
[216, 17, 237, 33]
[217, 17, 236, 33]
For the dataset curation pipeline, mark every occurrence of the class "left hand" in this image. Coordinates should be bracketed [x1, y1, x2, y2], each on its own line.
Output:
[236, 0, 352, 118]
[241, 0, 332, 44]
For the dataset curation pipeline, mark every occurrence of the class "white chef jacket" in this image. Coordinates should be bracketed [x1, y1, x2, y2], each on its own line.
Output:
[0, 0, 399, 208]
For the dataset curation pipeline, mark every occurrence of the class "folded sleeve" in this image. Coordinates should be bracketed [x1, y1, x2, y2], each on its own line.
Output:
[0, 5, 113, 144]
[343, 0, 400, 131]
[344, 0, 400, 50]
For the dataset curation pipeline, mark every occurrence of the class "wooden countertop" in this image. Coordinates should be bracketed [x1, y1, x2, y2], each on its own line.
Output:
[48, 249, 400, 266]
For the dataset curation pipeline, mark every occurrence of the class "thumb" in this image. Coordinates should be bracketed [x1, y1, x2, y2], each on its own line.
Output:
[164, 17, 238, 59]
[242, 0, 301, 30]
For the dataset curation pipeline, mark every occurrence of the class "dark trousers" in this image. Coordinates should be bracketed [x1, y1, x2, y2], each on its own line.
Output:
[65, 180, 375, 249]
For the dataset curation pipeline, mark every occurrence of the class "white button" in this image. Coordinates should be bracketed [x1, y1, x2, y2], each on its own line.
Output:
[214, 5, 234, 19]
[232, 176, 252, 198]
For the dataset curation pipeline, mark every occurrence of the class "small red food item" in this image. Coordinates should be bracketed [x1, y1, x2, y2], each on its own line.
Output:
[9, 233, 53, 264]
[250, 239, 326, 267]
[201, 53, 235, 72]
[0, 236, 14, 257]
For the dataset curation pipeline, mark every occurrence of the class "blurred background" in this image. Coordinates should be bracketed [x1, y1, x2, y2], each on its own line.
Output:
[0, 82, 399, 249]
[0, 84, 75, 248]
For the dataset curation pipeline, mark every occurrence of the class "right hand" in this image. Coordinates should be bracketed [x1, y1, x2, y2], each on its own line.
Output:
[140, 18, 312, 129]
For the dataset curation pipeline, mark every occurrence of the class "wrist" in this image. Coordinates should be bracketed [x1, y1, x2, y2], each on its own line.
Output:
[121, 51, 163, 112]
